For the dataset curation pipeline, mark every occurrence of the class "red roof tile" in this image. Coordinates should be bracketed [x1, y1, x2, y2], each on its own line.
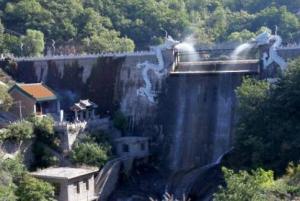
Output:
[14, 83, 57, 101]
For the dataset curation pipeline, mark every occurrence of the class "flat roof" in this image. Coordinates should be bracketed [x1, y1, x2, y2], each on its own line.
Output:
[31, 167, 99, 180]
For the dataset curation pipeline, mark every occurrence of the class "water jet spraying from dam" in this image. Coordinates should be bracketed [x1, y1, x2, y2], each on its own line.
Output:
[231, 43, 255, 60]
[175, 42, 200, 62]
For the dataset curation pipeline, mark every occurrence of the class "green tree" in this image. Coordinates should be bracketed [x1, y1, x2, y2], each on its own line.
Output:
[16, 175, 55, 201]
[1, 156, 27, 182]
[214, 167, 273, 201]
[2, 34, 22, 56]
[230, 58, 300, 173]
[214, 166, 300, 201]
[22, 29, 45, 56]
[4, 0, 52, 35]
[0, 156, 26, 201]
[0, 84, 12, 111]
[29, 115, 54, 137]
[252, 6, 300, 42]
[227, 29, 256, 42]
[70, 141, 109, 167]
[0, 169, 17, 201]
[82, 30, 135, 52]
[2, 121, 33, 141]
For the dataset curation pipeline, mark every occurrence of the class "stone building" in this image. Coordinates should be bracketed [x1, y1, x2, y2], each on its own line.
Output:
[8, 83, 60, 118]
[31, 167, 99, 201]
[114, 137, 149, 159]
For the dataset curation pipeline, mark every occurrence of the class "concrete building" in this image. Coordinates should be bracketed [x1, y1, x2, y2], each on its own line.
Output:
[31, 167, 99, 201]
[8, 83, 60, 118]
[114, 137, 149, 158]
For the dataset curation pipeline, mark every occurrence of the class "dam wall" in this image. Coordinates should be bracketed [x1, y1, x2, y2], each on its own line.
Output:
[1, 47, 298, 174]
[158, 73, 252, 171]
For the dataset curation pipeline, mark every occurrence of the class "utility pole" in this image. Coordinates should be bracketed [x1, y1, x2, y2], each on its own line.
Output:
[18, 101, 22, 120]
[11, 101, 23, 120]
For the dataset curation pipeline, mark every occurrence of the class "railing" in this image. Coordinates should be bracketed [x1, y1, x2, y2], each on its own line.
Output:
[176, 50, 258, 63]
[9, 51, 157, 61]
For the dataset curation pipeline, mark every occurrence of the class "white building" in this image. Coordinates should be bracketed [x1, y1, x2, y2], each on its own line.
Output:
[31, 167, 99, 201]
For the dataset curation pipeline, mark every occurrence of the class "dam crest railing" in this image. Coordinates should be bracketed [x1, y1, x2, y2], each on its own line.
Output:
[5, 50, 157, 61]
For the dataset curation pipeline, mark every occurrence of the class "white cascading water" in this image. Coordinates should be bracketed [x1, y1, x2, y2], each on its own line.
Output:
[230, 43, 254, 60]
[175, 42, 200, 62]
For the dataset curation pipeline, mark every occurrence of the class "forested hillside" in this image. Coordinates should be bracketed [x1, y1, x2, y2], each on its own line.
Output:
[0, 0, 299, 56]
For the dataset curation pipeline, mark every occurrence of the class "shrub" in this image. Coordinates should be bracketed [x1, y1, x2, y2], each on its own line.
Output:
[70, 141, 109, 167]
[1, 155, 26, 181]
[214, 166, 300, 201]
[0, 170, 17, 201]
[4, 121, 33, 141]
[0, 84, 13, 111]
[16, 175, 55, 201]
[28, 115, 54, 137]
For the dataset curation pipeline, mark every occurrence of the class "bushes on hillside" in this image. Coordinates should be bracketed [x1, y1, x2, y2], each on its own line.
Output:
[1, 121, 33, 141]
[214, 165, 300, 201]
[70, 141, 110, 167]
[16, 175, 55, 201]
[28, 115, 54, 137]
[0, 84, 12, 111]
[0, 169, 17, 201]
[0, 157, 55, 201]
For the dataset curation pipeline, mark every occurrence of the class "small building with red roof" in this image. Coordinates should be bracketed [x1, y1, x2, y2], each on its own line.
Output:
[8, 83, 60, 118]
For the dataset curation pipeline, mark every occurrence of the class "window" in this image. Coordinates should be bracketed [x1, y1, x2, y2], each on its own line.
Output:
[140, 143, 145, 151]
[76, 182, 80, 194]
[85, 179, 89, 190]
[122, 144, 129, 153]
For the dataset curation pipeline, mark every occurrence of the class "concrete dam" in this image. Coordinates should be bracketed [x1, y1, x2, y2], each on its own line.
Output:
[2, 36, 300, 199]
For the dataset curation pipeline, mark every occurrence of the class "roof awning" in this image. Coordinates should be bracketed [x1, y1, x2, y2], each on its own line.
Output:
[70, 99, 98, 111]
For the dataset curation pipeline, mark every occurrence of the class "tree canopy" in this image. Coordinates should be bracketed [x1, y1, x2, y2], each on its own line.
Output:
[0, 157, 55, 201]
[214, 165, 300, 201]
[227, 57, 300, 174]
[0, 0, 298, 55]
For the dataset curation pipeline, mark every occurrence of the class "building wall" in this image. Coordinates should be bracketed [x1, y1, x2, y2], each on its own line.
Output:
[9, 89, 35, 118]
[67, 175, 96, 201]
[115, 138, 149, 158]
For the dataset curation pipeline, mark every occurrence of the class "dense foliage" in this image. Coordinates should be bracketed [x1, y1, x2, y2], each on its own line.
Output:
[70, 139, 110, 167]
[29, 115, 55, 137]
[0, 84, 12, 111]
[1, 120, 34, 141]
[0, 0, 298, 55]
[16, 174, 55, 201]
[230, 58, 300, 174]
[0, 157, 55, 201]
[214, 165, 300, 201]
